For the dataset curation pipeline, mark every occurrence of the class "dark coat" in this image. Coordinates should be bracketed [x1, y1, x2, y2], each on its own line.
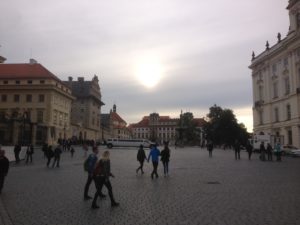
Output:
[160, 148, 170, 162]
[0, 156, 9, 175]
[137, 148, 146, 162]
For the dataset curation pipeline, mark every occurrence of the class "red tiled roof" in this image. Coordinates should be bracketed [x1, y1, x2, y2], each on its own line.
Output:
[0, 63, 61, 82]
[111, 112, 126, 124]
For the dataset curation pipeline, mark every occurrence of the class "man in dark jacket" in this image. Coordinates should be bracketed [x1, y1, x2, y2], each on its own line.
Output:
[52, 145, 62, 168]
[0, 149, 9, 194]
[136, 145, 147, 174]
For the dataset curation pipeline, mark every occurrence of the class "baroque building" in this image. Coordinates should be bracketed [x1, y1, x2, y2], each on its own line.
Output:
[249, 0, 300, 147]
[64, 75, 104, 142]
[130, 112, 205, 145]
[0, 59, 74, 145]
[101, 104, 131, 140]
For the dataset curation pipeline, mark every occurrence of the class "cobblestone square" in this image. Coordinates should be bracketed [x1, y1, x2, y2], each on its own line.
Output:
[1, 146, 300, 225]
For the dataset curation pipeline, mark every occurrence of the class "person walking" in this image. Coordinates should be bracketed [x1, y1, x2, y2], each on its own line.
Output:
[70, 146, 75, 157]
[259, 142, 266, 161]
[46, 145, 54, 167]
[136, 145, 147, 174]
[25, 144, 34, 163]
[266, 143, 273, 161]
[275, 142, 282, 161]
[234, 140, 241, 160]
[84, 146, 105, 200]
[42, 143, 48, 159]
[207, 140, 213, 158]
[160, 141, 171, 176]
[0, 149, 9, 194]
[52, 145, 62, 168]
[91, 151, 119, 209]
[246, 141, 253, 160]
[147, 144, 160, 179]
[14, 144, 21, 163]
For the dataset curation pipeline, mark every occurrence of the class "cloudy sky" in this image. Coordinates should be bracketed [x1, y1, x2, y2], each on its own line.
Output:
[0, 0, 290, 131]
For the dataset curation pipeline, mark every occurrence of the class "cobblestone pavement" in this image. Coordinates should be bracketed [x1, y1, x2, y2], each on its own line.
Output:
[0, 146, 300, 225]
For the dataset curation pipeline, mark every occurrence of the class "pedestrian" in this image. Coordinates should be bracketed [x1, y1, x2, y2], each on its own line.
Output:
[147, 144, 160, 179]
[136, 145, 147, 174]
[0, 149, 9, 194]
[25, 144, 34, 163]
[84, 146, 105, 200]
[266, 143, 273, 161]
[46, 145, 54, 167]
[259, 142, 266, 161]
[160, 141, 171, 176]
[91, 151, 119, 209]
[52, 145, 62, 168]
[14, 144, 21, 163]
[275, 142, 282, 161]
[207, 140, 213, 158]
[234, 140, 241, 160]
[70, 146, 75, 157]
[246, 141, 253, 160]
[42, 143, 48, 159]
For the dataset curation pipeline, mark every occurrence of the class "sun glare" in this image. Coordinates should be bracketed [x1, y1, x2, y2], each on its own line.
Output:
[135, 57, 163, 88]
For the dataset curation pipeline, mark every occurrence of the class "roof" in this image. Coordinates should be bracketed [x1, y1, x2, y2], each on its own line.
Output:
[0, 63, 62, 82]
[111, 112, 126, 124]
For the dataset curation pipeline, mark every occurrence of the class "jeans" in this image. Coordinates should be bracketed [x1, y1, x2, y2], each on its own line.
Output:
[151, 161, 159, 178]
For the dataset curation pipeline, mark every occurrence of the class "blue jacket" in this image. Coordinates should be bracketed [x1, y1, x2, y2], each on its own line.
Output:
[148, 147, 160, 162]
[87, 153, 98, 174]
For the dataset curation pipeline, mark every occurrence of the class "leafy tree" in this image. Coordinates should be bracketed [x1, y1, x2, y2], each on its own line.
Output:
[176, 112, 200, 145]
[204, 104, 249, 147]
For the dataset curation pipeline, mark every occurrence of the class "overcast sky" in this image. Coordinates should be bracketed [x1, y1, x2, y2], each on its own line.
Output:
[0, 0, 290, 131]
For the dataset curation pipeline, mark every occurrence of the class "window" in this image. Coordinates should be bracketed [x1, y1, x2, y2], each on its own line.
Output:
[53, 110, 57, 125]
[1, 94, 7, 102]
[15, 80, 20, 84]
[273, 82, 278, 98]
[259, 110, 263, 125]
[287, 104, 291, 120]
[272, 64, 277, 73]
[288, 130, 293, 145]
[14, 94, 20, 102]
[3, 81, 8, 84]
[284, 77, 290, 95]
[40, 80, 45, 84]
[26, 94, 32, 102]
[283, 57, 288, 67]
[38, 94, 45, 102]
[37, 111, 43, 123]
[27, 80, 32, 84]
[258, 86, 263, 101]
[274, 108, 279, 122]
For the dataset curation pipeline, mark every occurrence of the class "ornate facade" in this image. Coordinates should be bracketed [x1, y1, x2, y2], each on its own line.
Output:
[249, 0, 300, 147]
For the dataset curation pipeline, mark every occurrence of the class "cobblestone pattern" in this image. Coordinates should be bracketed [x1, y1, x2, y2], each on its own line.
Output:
[0, 147, 300, 225]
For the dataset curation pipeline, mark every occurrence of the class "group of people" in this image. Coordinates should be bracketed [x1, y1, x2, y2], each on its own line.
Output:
[42, 144, 63, 168]
[136, 141, 171, 178]
[206, 139, 283, 162]
[259, 142, 282, 162]
[83, 146, 119, 209]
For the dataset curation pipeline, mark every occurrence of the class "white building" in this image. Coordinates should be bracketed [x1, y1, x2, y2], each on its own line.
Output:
[249, 0, 300, 147]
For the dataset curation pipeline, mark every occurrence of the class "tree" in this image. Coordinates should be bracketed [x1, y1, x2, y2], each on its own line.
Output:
[176, 112, 200, 145]
[204, 104, 249, 147]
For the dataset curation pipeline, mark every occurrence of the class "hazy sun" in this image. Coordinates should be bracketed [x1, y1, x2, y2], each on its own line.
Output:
[135, 57, 163, 88]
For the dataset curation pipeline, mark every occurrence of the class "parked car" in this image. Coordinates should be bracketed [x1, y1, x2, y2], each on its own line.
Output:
[290, 149, 300, 157]
[280, 145, 299, 156]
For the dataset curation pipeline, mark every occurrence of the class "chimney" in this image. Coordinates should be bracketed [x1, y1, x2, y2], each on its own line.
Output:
[68, 76, 73, 82]
[29, 58, 37, 64]
[78, 77, 84, 82]
[0, 55, 7, 63]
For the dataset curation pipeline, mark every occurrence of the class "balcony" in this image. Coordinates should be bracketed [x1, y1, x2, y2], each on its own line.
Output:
[254, 100, 264, 108]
